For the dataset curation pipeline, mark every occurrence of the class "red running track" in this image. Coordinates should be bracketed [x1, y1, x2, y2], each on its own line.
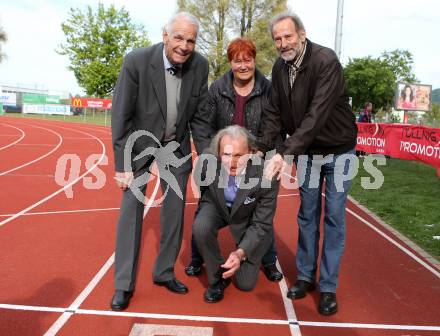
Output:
[0, 116, 439, 336]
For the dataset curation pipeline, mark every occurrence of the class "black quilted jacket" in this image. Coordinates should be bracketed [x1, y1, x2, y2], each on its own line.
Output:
[206, 68, 271, 139]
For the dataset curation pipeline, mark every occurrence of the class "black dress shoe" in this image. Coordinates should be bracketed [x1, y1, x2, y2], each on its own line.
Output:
[319, 292, 338, 315]
[286, 280, 315, 300]
[154, 278, 188, 294]
[203, 278, 232, 303]
[263, 263, 283, 282]
[185, 262, 202, 276]
[110, 290, 133, 311]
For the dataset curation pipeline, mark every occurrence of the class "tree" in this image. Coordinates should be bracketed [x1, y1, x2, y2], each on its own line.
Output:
[178, 0, 232, 80]
[57, 3, 150, 97]
[381, 50, 417, 83]
[422, 102, 440, 127]
[344, 49, 417, 112]
[0, 22, 7, 63]
[178, 0, 287, 80]
[236, 0, 287, 76]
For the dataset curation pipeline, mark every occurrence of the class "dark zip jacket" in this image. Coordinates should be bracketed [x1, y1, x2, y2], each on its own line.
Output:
[258, 39, 357, 156]
[206, 68, 271, 139]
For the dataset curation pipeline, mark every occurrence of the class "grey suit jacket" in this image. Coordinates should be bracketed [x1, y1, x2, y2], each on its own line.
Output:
[111, 43, 211, 172]
[197, 159, 279, 263]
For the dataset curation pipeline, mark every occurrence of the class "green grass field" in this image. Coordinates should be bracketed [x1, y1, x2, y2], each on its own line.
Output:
[350, 156, 440, 260]
[2, 114, 439, 260]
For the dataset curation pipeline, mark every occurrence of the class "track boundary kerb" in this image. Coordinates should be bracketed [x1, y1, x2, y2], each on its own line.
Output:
[348, 195, 440, 271]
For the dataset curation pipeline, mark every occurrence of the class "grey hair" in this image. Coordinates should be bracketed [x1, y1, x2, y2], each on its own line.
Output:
[269, 12, 305, 40]
[164, 11, 200, 37]
[209, 125, 256, 157]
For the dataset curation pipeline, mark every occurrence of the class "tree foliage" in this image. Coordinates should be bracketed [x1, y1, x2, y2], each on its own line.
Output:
[178, 0, 287, 80]
[344, 49, 417, 112]
[57, 3, 150, 97]
[422, 102, 440, 127]
[0, 21, 7, 63]
[432, 88, 440, 104]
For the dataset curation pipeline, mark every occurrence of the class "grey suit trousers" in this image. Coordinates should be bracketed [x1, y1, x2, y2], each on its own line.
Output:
[114, 164, 189, 291]
[193, 201, 272, 292]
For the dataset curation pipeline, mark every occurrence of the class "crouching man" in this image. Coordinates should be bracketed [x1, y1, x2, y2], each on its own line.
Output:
[193, 125, 279, 303]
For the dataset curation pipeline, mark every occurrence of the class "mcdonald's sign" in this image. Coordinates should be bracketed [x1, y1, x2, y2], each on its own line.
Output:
[71, 98, 112, 110]
[71, 98, 83, 107]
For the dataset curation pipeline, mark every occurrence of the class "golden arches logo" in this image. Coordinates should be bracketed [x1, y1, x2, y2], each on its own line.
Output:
[72, 98, 82, 107]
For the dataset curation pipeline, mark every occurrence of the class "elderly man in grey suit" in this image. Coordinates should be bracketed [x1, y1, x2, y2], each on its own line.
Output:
[110, 12, 210, 311]
[193, 125, 279, 303]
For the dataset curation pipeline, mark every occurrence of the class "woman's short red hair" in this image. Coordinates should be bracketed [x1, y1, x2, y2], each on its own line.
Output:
[227, 37, 257, 62]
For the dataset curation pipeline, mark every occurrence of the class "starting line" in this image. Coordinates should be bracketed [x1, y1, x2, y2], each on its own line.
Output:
[1, 303, 439, 332]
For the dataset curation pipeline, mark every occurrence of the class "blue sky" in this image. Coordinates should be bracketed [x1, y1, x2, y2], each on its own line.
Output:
[1, 0, 439, 96]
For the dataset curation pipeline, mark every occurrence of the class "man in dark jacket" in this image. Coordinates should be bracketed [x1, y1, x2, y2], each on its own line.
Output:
[185, 38, 283, 282]
[193, 125, 279, 303]
[110, 12, 210, 311]
[259, 12, 358, 316]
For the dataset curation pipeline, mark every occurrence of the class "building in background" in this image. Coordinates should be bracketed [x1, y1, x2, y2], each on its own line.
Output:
[0, 84, 71, 115]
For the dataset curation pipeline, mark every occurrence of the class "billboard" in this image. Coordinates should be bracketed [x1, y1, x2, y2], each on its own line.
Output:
[23, 93, 62, 105]
[0, 93, 17, 106]
[394, 83, 432, 111]
[23, 104, 72, 115]
[71, 97, 112, 110]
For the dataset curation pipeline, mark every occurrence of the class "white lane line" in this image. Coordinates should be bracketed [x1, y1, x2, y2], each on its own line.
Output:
[0, 304, 66, 313]
[0, 124, 63, 177]
[43, 254, 116, 336]
[0, 124, 25, 151]
[0, 207, 121, 217]
[2, 304, 439, 331]
[0, 124, 106, 227]
[62, 137, 112, 140]
[13, 143, 55, 147]
[1, 173, 54, 178]
[77, 309, 288, 325]
[275, 260, 302, 336]
[0, 194, 298, 218]
[298, 320, 440, 331]
[278, 193, 299, 197]
[346, 207, 440, 279]
[42, 171, 161, 336]
[275, 173, 301, 335]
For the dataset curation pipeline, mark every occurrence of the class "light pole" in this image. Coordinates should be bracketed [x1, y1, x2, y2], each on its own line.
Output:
[335, 0, 344, 59]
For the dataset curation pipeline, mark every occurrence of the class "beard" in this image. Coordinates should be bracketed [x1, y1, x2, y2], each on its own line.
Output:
[279, 43, 303, 62]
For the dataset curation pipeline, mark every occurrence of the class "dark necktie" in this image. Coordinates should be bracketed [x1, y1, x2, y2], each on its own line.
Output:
[167, 65, 179, 76]
[224, 175, 237, 208]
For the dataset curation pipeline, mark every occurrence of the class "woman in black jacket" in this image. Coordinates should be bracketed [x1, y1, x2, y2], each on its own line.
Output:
[185, 37, 283, 282]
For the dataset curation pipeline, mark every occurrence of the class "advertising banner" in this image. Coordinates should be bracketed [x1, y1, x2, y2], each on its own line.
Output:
[23, 93, 47, 104]
[71, 97, 112, 110]
[395, 83, 432, 111]
[46, 95, 61, 104]
[22, 94, 62, 105]
[356, 123, 440, 176]
[0, 93, 17, 106]
[22, 104, 72, 115]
